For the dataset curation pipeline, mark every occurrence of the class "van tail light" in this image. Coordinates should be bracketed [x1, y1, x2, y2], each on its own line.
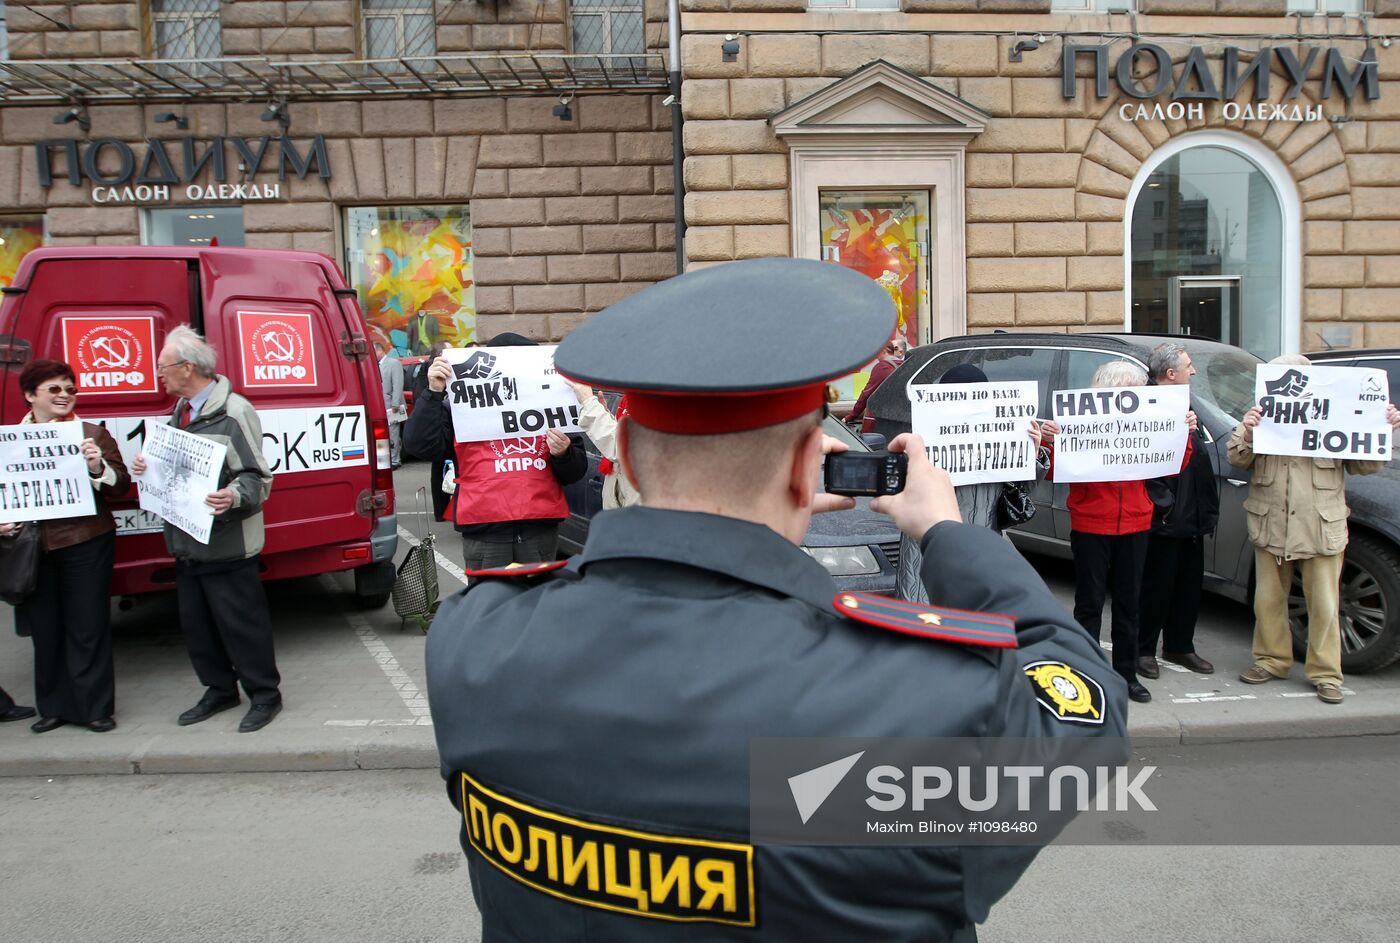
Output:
[367, 418, 394, 517]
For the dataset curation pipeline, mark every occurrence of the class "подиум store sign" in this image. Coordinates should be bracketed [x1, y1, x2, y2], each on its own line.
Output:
[1064, 45, 1378, 124]
[33, 134, 332, 205]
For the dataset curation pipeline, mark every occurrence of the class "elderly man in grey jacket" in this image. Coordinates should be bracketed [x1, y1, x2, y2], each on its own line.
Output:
[1230, 353, 1400, 704]
[134, 326, 281, 732]
[379, 342, 406, 468]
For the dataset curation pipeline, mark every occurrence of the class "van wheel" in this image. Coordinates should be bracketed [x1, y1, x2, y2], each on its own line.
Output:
[353, 560, 396, 610]
[1288, 533, 1400, 674]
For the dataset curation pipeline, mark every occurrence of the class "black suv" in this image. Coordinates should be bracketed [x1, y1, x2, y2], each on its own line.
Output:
[868, 333, 1400, 674]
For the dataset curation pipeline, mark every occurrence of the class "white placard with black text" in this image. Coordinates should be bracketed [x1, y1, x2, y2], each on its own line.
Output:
[1051, 384, 1190, 483]
[1251, 364, 1392, 460]
[136, 422, 227, 544]
[0, 422, 96, 524]
[443, 345, 581, 443]
[910, 380, 1039, 486]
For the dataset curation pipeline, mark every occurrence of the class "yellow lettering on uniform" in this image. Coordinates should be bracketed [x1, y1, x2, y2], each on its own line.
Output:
[492, 812, 523, 864]
[561, 836, 600, 892]
[603, 844, 648, 912]
[649, 852, 692, 908]
[523, 826, 560, 881]
[467, 794, 492, 850]
[695, 859, 739, 914]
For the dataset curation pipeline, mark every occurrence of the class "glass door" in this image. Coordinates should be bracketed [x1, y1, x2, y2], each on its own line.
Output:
[819, 190, 931, 401]
[1170, 276, 1240, 346]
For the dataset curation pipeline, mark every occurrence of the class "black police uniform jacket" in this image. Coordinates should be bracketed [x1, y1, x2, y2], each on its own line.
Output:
[428, 506, 1129, 942]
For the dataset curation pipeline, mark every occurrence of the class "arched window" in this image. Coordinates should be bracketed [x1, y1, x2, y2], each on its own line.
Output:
[1127, 133, 1297, 360]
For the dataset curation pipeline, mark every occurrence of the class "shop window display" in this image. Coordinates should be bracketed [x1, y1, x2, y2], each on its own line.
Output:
[344, 205, 476, 356]
[0, 216, 46, 289]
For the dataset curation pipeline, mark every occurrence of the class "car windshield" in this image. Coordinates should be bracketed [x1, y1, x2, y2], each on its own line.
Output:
[1185, 343, 1260, 430]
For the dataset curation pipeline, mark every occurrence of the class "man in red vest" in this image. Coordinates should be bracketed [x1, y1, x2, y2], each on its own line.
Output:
[404, 333, 586, 575]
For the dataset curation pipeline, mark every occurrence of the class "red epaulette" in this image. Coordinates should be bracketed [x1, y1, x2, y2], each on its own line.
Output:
[832, 592, 1018, 649]
[463, 559, 571, 579]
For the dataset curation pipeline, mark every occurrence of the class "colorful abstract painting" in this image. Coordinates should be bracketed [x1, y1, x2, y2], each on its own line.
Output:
[344, 206, 476, 355]
[0, 217, 46, 290]
[820, 192, 929, 400]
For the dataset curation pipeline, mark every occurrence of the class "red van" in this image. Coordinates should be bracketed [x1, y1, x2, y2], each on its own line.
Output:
[0, 246, 398, 606]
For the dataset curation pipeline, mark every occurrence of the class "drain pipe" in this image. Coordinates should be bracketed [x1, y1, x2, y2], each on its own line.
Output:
[667, 0, 685, 274]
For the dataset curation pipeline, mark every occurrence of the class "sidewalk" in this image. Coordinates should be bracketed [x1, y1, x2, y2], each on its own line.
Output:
[2, 460, 1397, 777]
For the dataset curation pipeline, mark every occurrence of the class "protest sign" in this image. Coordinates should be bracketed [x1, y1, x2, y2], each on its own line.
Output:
[0, 421, 96, 524]
[136, 422, 227, 544]
[443, 345, 582, 443]
[1051, 385, 1190, 483]
[1252, 364, 1391, 460]
[910, 380, 1039, 485]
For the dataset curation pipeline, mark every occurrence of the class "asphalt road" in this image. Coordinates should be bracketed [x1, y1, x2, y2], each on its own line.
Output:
[4, 737, 1398, 943]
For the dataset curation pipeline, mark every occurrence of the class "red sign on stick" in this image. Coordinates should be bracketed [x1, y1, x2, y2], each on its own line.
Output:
[62, 316, 159, 395]
[237, 310, 318, 389]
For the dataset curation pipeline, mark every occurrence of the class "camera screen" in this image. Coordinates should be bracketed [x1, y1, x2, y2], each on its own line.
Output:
[826, 455, 880, 492]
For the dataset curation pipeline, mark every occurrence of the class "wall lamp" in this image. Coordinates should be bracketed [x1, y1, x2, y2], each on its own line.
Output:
[260, 101, 291, 132]
[1008, 35, 1045, 63]
[552, 94, 573, 122]
[721, 34, 741, 63]
[154, 111, 189, 130]
[52, 106, 90, 131]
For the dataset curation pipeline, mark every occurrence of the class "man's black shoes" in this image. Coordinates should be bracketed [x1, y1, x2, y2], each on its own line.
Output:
[0, 705, 36, 722]
[1128, 682, 1152, 704]
[30, 717, 68, 734]
[178, 695, 240, 726]
[238, 702, 282, 733]
[1136, 656, 1160, 680]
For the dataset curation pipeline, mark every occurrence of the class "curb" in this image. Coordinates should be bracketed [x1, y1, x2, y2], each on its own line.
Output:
[0, 726, 441, 778]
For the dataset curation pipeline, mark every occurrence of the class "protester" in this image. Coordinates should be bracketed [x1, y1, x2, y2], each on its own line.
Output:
[425, 258, 1127, 940]
[378, 341, 405, 468]
[1229, 353, 1400, 704]
[1138, 343, 1218, 678]
[0, 360, 129, 733]
[896, 362, 1042, 602]
[403, 332, 587, 574]
[132, 326, 282, 733]
[1043, 359, 1194, 704]
[411, 341, 453, 521]
[847, 336, 906, 433]
[568, 381, 640, 509]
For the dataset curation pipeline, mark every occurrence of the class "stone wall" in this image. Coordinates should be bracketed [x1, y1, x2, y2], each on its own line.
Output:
[0, 91, 676, 342]
[682, 28, 1400, 349]
[4, 0, 672, 62]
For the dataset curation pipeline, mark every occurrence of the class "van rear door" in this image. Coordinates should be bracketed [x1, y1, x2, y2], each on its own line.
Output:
[195, 250, 377, 561]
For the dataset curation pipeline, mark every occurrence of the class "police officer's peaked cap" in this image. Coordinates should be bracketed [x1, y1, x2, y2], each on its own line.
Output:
[554, 258, 896, 435]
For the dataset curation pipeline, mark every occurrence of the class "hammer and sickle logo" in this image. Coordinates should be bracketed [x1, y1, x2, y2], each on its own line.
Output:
[88, 335, 133, 369]
[259, 330, 298, 363]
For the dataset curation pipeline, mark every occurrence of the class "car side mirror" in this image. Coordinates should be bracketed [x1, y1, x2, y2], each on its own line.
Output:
[861, 433, 887, 450]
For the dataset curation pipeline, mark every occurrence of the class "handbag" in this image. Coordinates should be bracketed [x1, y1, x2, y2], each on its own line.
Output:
[995, 480, 1037, 532]
[0, 523, 41, 606]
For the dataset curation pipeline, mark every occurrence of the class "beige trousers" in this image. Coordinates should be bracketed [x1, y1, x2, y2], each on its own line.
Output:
[1252, 547, 1344, 686]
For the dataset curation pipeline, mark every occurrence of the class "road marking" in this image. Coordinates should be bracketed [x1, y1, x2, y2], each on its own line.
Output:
[325, 718, 427, 727]
[397, 524, 468, 587]
[1171, 694, 1259, 703]
[344, 609, 434, 725]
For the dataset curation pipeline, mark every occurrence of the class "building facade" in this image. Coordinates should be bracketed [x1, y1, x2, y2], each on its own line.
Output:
[0, 2, 1396, 363]
[679, 1, 1400, 362]
[0, 0, 677, 350]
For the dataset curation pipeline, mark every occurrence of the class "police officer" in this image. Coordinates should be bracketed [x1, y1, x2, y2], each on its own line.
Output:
[427, 259, 1129, 941]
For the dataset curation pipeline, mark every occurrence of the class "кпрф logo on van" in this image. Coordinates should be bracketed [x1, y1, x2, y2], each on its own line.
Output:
[61, 316, 159, 395]
[238, 310, 318, 389]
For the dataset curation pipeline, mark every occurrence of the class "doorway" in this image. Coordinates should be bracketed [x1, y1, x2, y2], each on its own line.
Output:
[1170, 276, 1240, 346]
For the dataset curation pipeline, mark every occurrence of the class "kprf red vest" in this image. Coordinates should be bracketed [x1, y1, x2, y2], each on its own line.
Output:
[452, 437, 569, 526]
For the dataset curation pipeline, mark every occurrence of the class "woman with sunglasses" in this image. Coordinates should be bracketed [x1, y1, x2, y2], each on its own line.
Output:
[0, 360, 129, 733]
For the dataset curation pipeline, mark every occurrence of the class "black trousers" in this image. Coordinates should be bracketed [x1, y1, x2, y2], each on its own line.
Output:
[18, 531, 116, 723]
[1070, 530, 1149, 685]
[0, 684, 18, 710]
[1138, 534, 1205, 657]
[176, 556, 281, 706]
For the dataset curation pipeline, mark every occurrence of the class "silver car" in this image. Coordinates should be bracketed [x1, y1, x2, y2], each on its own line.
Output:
[869, 333, 1400, 674]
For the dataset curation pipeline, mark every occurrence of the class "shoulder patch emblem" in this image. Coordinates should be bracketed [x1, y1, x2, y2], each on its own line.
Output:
[463, 559, 571, 579]
[1024, 661, 1105, 725]
[832, 592, 1017, 649]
